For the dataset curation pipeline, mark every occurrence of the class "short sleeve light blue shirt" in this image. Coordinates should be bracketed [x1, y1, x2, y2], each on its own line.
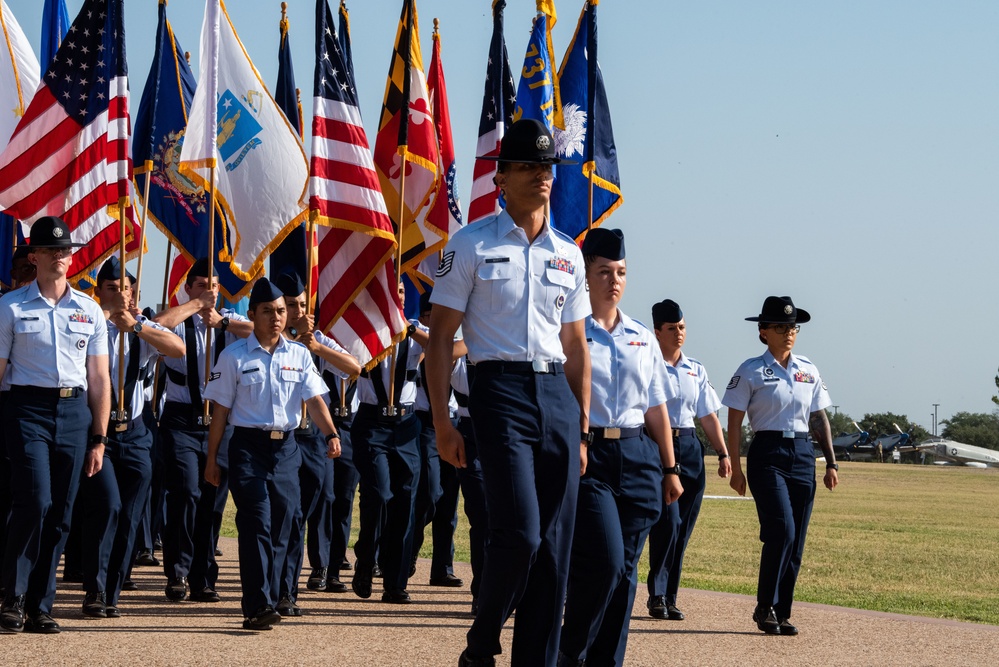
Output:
[0, 282, 108, 389]
[203, 333, 328, 430]
[587, 312, 670, 429]
[108, 315, 174, 416]
[356, 337, 423, 406]
[664, 352, 722, 429]
[163, 309, 248, 403]
[430, 211, 590, 363]
[721, 350, 832, 432]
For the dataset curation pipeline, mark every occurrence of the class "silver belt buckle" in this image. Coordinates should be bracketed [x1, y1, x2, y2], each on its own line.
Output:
[671, 428, 681, 438]
[270, 430, 284, 440]
[531, 359, 550, 373]
[59, 388, 75, 398]
[604, 427, 621, 440]
[782, 430, 796, 438]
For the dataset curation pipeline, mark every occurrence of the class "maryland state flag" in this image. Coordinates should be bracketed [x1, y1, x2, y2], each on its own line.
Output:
[373, 0, 441, 273]
[550, 0, 623, 242]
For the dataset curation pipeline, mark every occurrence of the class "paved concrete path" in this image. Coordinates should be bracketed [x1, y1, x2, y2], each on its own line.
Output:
[2, 537, 996, 666]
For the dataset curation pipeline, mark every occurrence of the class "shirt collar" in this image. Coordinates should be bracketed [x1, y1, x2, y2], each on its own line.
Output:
[24, 280, 80, 308]
[586, 310, 643, 337]
[496, 209, 553, 246]
[675, 351, 693, 369]
[762, 349, 799, 371]
[247, 332, 288, 355]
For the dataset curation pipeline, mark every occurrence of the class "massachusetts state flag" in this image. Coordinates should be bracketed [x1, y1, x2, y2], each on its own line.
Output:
[312, 0, 406, 369]
[550, 0, 623, 242]
[0, 0, 137, 287]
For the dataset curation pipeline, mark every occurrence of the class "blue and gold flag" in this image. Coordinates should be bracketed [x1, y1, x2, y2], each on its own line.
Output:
[514, 0, 563, 132]
[132, 0, 246, 301]
[550, 0, 623, 242]
[41, 0, 70, 69]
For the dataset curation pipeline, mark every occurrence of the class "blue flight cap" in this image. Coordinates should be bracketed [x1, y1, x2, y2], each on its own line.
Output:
[186, 257, 215, 285]
[581, 227, 626, 261]
[273, 271, 306, 298]
[97, 256, 136, 284]
[249, 277, 285, 307]
[652, 299, 683, 326]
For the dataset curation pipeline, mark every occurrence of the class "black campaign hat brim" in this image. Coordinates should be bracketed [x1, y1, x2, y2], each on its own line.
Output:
[746, 308, 811, 324]
[475, 155, 577, 165]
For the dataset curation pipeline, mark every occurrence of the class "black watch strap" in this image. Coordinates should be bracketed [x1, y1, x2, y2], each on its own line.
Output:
[325, 432, 341, 444]
[581, 431, 594, 445]
[826, 462, 839, 471]
[663, 463, 682, 476]
[88, 434, 109, 449]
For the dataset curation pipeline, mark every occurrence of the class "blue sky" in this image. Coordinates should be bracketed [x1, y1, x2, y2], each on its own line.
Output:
[6, 0, 998, 430]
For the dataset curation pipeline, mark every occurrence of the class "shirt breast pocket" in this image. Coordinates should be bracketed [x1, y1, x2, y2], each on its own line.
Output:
[281, 369, 304, 383]
[14, 319, 45, 349]
[238, 368, 265, 401]
[543, 267, 575, 319]
[476, 262, 519, 313]
[67, 320, 94, 354]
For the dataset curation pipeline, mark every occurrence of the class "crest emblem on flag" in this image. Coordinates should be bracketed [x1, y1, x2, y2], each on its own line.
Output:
[217, 90, 264, 169]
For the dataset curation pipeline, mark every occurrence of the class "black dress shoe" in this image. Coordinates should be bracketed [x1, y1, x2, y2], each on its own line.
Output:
[352, 574, 372, 599]
[458, 648, 496, 667]
[0, 595, 25, 633]
[82, 591, 107, 618]
[666, 604, 685, 621]
[325, 575, 348, 593]
[429, 573, 464, 588]
[242, 606, 282, 631]
[371, 564, 383, 578]
[307, 567, 328, 592]
[276, 595, 303, 617]
[153, 537, 163, 551]
[557, 652, 585, 667]
[61, 569, 84, 584]
[135, 550, 160, 567]
[778, 618, 799, 636]
[381, 589, 411, 604]
[121, 579, 138, 592]
[189, 587, 221, 603]
[647, 595, 668, 620]
[24, 612, 60, 634]
[214, 546, 223, 557]
[105, 605, 121, 619]
[339, 559, 352, 571]
[165, 577, 188, 601]
[753, 606, 781, 635]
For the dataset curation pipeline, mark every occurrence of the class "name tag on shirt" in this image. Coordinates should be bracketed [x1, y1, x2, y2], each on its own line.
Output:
[484, 257, 510, 264]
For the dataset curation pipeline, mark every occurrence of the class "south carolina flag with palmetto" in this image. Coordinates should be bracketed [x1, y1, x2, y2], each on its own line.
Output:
[179, 0, 309, 282]
[550, 0, 622, 242]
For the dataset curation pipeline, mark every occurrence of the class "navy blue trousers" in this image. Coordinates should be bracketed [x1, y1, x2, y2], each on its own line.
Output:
[159, 404, 230, 590]
[561, 433, 662, 666]
[1, 390, 89, 614]
[283, 423, 328, 599]
[0, 393, 11, 586]
[746, 433, 816, 619]
[76, 419, 154, 606]
[229, 427, 302, 617]
[466, 367, 580, 667]
[646, 432, 706, 603]
[455, 416, 486, 601]
[412, 411, 460, 579]
[135, 402, 166, 555]
[316, 421, 357, 571]
[351, 406, 420, 593]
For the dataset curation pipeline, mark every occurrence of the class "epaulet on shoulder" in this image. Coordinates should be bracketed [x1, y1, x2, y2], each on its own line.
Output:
[795, 354, 812, 364]
[285, 339, 308, 351]
[630, 317, 652, 332]
[551, 226, 577, 246]
[72, 287, 98, 304]
[687, 356, 702, 366]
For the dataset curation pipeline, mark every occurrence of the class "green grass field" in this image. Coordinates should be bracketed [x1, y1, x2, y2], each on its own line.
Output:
[222, 460, 999, 625]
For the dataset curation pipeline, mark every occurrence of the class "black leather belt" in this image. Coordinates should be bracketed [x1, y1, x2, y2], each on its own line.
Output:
[11, 385, 83, 399]
[234, 426, 293, 441]
[590, 426, 644, 440]
[672, 427, 696, 438]
[473, 360, 563, 375]
[357, 402, 416, 422]
[756, 430, 810, 439]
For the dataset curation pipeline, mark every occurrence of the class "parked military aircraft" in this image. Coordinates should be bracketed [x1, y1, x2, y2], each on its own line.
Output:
[913, 437, 999, 468]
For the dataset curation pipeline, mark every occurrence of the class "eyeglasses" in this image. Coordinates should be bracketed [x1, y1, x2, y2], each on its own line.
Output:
[766, 324, 800, 335]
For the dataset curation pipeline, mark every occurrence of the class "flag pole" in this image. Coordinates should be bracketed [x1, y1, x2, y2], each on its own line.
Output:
[203, 162, 217, 425]
[134, 159, 154, 300]
[587, 164, 594, 232]
[115, 195, 128, 430]
[387, 151, 408, 416]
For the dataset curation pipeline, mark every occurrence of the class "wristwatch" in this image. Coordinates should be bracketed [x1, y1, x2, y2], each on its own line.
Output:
[663, 463, 682, 476]
[219, 317, 230, 332]
[407, 323, 417, 336]
[718, 452, 730, 460]
[826, 462, 839, 471]
[132, 321, 143, 334]
[325, 432, 341, 444]
[88, 434, 109, 449]
[580, 431, 594, 446]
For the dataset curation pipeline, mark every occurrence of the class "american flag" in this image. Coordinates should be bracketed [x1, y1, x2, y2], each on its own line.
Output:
[0, 0, 135, 285]
[467, 0, 517, 225]
[312, 0, 406, 369]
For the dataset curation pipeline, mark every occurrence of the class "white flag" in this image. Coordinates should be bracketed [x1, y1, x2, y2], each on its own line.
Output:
[0, 0, 40, 153]
[180, 0, 308, 281]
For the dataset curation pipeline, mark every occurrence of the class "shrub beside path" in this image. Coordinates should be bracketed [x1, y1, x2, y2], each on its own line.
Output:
[5, 537, 997, 666]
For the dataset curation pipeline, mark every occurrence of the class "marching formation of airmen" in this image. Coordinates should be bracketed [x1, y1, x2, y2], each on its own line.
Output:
[0, 121, 839, 667]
